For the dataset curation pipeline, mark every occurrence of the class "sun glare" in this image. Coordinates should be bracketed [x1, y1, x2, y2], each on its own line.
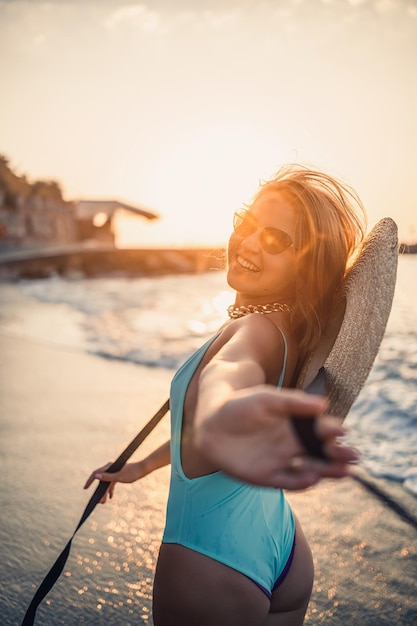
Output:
[115, 125, 287, 248]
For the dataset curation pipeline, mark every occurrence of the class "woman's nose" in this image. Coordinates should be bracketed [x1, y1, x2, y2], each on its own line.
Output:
[241, 228, 262, 252]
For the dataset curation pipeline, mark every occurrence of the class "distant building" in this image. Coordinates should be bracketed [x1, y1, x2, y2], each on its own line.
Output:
[0, 156, 77, 248]
[74, 200, 159, 245]
[0, 156, 159, 249]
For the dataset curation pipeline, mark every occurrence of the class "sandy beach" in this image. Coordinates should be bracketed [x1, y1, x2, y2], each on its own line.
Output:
[1, 331, 417, 625]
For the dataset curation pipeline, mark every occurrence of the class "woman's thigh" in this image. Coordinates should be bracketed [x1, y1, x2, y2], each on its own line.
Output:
[153, 543, 271, 626]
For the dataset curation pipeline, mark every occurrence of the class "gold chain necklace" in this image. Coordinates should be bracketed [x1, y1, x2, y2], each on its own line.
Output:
[227, 302, 291, 319]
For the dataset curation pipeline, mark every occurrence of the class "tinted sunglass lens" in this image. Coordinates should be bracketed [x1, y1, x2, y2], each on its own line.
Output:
[262, 228, 292, 254]
[233, 211, 292, 254]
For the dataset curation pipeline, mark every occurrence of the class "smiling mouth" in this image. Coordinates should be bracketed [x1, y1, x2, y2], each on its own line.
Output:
[237, 255, 260, 272]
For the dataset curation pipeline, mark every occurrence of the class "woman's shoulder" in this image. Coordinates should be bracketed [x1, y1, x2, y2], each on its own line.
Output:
[226, 311, 293, 340]
[215, 313, 297, 362]
[199, 314, 299, 386]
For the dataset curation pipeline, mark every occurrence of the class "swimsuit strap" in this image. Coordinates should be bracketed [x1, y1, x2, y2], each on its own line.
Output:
[276, 326, 288, 389]
[257, 316, 288, 388]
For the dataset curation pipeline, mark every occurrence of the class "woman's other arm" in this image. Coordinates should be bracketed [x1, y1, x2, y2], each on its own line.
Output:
[84, 440, 171, 503]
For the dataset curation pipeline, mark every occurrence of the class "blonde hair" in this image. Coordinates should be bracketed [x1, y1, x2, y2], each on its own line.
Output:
[254, 164, 367, 351]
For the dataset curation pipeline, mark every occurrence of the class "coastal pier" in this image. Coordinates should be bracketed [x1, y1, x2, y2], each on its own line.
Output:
[0, 243, 225, 279]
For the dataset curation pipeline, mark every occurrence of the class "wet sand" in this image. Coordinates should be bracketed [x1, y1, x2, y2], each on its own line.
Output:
[1, 332, 416, 625]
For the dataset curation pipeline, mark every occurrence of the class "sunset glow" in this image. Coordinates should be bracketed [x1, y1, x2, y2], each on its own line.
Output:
[1, 1, 416, 246]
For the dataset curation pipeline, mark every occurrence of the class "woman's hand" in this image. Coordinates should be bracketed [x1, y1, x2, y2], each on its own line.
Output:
[83, 441, 171, 504]
[83, 461, 146, 504]
[195, 386, 359, 491]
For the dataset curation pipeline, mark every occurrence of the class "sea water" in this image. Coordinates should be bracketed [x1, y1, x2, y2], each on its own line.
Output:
[0, 255, 416, 495]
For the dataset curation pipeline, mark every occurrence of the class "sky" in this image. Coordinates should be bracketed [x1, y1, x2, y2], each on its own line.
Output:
[1, 0, 417, 246]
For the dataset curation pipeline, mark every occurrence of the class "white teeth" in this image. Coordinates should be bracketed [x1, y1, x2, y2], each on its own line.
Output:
[237, 255, 260, 272]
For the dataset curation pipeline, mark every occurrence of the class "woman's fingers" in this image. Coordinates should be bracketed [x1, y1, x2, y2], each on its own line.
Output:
[266, 391, 359, 470]
[98, 481, 116, 504]
[285, 398, 360, 467]
[272, 449, 356, 491]
[84, 462, 144, 498]
[264, 388, 328, 419]
[314, 415, 346, 440]
[83, 461, 113, 489]
[312, 417, 360, 465]
[94, 465, 136, 484]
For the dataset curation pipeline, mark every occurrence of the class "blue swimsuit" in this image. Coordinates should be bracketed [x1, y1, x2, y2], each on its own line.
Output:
[162, 330, 296, 597]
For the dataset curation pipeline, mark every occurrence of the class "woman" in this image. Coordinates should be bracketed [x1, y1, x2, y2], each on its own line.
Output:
[85, 164, 365, 625]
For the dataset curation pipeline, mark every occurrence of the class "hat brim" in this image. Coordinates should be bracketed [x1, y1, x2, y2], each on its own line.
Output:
[296, 217, 398, 419]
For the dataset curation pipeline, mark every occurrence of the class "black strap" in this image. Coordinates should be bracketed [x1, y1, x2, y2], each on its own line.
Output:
[21, 399, 170, 626]
[290, 368, 329, 460]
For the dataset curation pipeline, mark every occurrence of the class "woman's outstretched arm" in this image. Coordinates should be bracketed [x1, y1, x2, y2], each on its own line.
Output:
[194, 320, 359, 490]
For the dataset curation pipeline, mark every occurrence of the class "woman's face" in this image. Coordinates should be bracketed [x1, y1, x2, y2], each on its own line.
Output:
[227, 189, 298, 306]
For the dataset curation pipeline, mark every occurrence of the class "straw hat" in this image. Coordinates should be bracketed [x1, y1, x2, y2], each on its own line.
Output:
[296, 217, 398, 419]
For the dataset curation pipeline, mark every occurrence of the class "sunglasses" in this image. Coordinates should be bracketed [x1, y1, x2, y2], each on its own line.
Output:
[233, 209, 293, 255]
